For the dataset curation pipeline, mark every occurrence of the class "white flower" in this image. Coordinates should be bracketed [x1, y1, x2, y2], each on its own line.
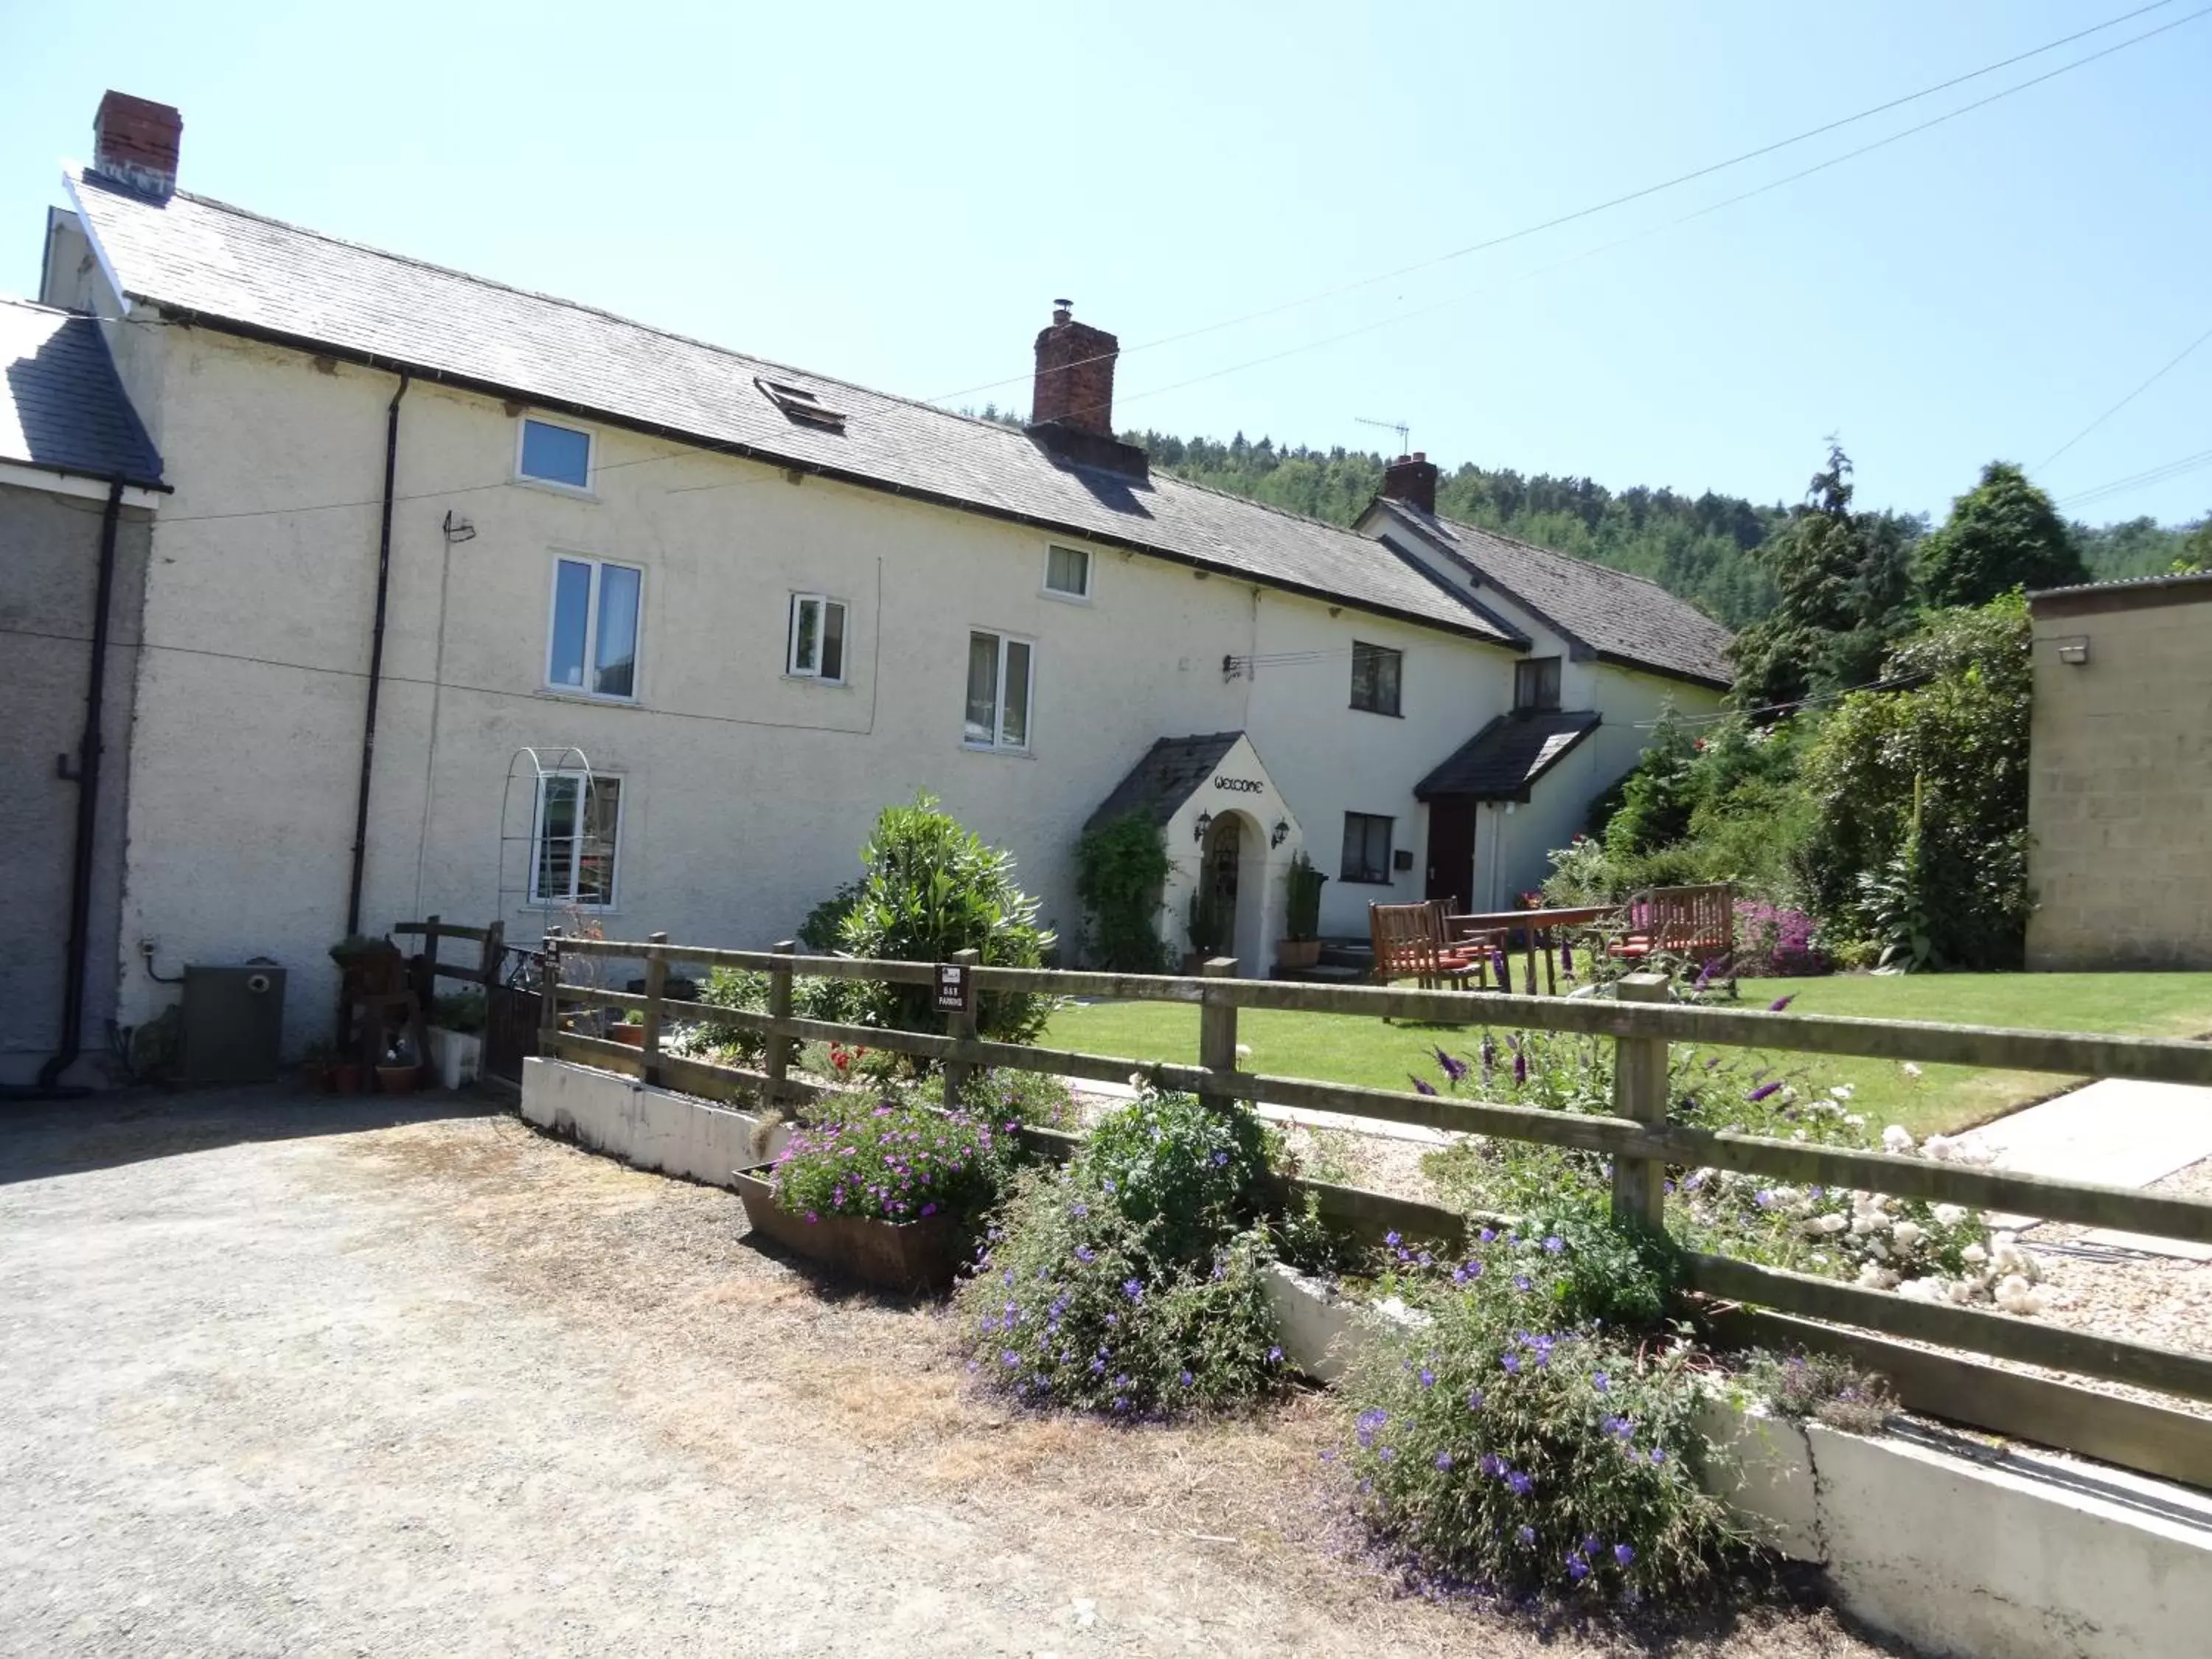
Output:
[1898, 1276, 1947, 1303]
[1932, 1203, 1968, 1227]
[1962, 1242, 1988, 1265]
[1803, 1212, 1850, 1237]
[1234, 1043, 1253, 1060]
[1995, 1274, 2046, 1316]
[1856, 1262, 1899, 1290]
[1128, 1072, 1147, 1090]
[1947, 1279, 1976, 1304]
[1882, 1124, 1916, 1154]
[1950, 1136, 1997, 1168]
[1864, 1238, 1890, 1261]
[1829, 1084, 1855, 1101]
[1890, 1220, 1924, 1253]
[1844, 1113, 1866, 1127]
[1849, 1211, 1889, 1237]
[1901, 1062, 1923, 1079]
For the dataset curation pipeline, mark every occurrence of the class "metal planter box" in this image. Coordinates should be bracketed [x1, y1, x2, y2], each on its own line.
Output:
[732, 1168, 963, 1294]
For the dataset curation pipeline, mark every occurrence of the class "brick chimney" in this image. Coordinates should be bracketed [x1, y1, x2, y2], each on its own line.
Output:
[91, 91, 182, 200]
[1031, 300, 1118, 437]
[1380, 451, 1439, 517]
[1025, 299, 1148, 478]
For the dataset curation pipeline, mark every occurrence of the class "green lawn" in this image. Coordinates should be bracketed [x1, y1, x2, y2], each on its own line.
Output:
[1043, 973, 2212, 1139]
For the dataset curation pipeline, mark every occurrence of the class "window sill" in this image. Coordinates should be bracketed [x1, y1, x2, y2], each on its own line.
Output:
[513, 475, 600, 503]
[1349, 705, 1406, 719]
[961, 741, 1034, 759]
[535, 686, 644, 709]
[782, 673, 852, 689]
[1039, 587, 1093, 607]
[1338, 874, 1397, 886]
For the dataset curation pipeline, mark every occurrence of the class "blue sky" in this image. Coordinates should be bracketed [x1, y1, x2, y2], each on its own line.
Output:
[3, 0, 2207, 526]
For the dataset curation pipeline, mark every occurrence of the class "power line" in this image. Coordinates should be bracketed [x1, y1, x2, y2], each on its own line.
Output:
[127, 1, 2206, 529]
[2055, 444, 2212, 509]
[2037, 320, 2212, 472]
[926, 0, 2198, 408]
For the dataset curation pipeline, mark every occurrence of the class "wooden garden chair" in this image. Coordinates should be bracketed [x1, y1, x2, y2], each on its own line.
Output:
[1370, 902, 1501, 991]
[1609, 883, 1735, 984]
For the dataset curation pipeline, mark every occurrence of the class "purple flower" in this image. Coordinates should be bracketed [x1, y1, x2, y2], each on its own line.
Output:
[1211, 1150, 1229, 1166]
[1500, 1352, 1522, 1374]
[1517, 1524, 1536, 1545]
[1074, 1245, 1096, 1264]
[1767, 994, 1795, 1013]
[1691, 957, 1717, 992]
[1267, 1345, 1284, 1363]
[1377, 1446, 1396, 1462]
[1433, 1450, 1453, 1470]
[1418, 1368, 1435, 1388]
[1434, 1047, 1468, 1084]
[1001, 1350, 1020, 1367]
[1507, 1471, 1534, 1496]
[1385, 1231, 1402, 1248]
[1478, 1227, 1497, 1244]
[1180, 1370, 1194, 1387]
[1593, 1372, 1610, 1394]
[1649, 1446, 1666, 1465]
[1466, 1389, 1484, 1411]
[1603, 1414, 1633, 1439]
[1513, 1274, 1532, 1293]
[1477, 1453, 1505, 1479]
[1513, 1049, 1528, 1086]
[1071, 1203, 1088, 1217]
[1613, 1543, 1635, 1565]
[1753, 1189, 1776, 1208]
[1122, 1278, 1144, 1301]
[1410, 1076, 1439, 1096]
[1746, 1080, 1783, 1104]
[1543, 1234, 1565, 1254]
[1567, 1554, 1590, 1582]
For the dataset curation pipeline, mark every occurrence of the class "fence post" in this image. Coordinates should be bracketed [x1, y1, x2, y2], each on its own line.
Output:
[478, 920, 504, 987]
[539, 932, 562, 1051]
[1198, 956, 1239, 1111]
[942, 947, 981, 1109]
[420, 913, 442, 1007]
[640, 930, 669, 1088]
[1609, 972, 1671, 1235]
[765, 940, 796, 1112]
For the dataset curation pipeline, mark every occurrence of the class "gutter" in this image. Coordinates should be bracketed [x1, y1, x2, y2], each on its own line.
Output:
[133, 305, 1515, 650]
[31, 479, 126, 1095]
[345, 372, 408, 937]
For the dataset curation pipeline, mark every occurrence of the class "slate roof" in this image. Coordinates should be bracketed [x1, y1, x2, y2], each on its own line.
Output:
[1372, 498, 1734, 688]
[63, 169, 1521, 645]
[1415, 710, 1601, 801]
[0, 295, 164, 487]
[1085, 733, 1245, 832]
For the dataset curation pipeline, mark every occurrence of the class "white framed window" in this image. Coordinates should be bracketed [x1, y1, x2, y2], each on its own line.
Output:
[546, 555, 642, 700]
[786, 594, 848, 682]
[516, 417, 594, 492]
[1043, 544, 1091, 600]
[964, 629, 1034, 751]
[529, 772, 623, 909]
[1340, 811, 1394, 885]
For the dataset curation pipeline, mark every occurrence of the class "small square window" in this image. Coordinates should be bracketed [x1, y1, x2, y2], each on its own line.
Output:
[787, 594, 848, 682]
[1350, 641, 1402, 716]
[1514, 655, 1562, 712]
[1340, 812, 1394, 885]
[1044, 545, 1091, 599]
[518, 418, 593, 490]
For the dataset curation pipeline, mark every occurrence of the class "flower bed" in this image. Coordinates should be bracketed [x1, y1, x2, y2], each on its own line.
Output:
[1732, 900, 1829, 978]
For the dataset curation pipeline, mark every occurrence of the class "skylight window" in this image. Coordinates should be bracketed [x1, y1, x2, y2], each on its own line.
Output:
[754, 376, 846, 434]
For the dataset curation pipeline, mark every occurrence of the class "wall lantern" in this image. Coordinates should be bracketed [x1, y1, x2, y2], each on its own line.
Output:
[2056, 636, 2091, 667]
[1270, 818, 1290, 848]
[1193, 810, 1214, 843]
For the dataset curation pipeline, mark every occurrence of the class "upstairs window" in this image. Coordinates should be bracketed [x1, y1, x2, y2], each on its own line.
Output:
[530, 772, 622, 909]
[1514, 655, 1562, 712]
[547, 556, 641, 700]
[1350, 641, 1402, 716]
[964, 629, 1034, 751]
[754, 376, 847, 434]
[518, 417, 593, 490]
[1340, 811, 1394, 885]
[787, 594, 848, 682]
[1044, 544, 1091, 599]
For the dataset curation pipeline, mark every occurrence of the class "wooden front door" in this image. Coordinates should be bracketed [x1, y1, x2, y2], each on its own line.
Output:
[1425, 799, 1475, 909]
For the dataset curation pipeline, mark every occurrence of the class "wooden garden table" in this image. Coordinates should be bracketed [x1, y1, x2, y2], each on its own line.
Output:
[1444, 903, 1622, 995]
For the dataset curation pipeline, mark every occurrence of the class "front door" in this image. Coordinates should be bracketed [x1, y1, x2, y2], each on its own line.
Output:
[1425, 799, 1475, 909]
[1200, 814, 1242, 957]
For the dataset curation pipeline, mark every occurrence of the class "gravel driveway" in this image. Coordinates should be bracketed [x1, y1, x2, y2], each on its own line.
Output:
[0, 1089, 1887, 1658]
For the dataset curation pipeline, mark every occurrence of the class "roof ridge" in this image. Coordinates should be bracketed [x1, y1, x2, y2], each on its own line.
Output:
[113, 175, 1026, 442]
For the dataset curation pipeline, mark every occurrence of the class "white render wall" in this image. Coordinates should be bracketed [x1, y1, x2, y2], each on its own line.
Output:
[99, 310, 1708, 1043]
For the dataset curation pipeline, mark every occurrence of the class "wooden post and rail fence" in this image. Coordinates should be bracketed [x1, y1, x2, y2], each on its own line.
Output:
[531, 931, 2212, 1490]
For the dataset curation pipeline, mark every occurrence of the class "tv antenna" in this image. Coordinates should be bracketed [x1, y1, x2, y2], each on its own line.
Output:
[1355, 415, 1411, 453]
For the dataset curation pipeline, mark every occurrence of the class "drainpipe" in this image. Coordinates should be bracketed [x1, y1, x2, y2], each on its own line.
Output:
[345, 374, 409, 937]
[34, 479, 126, 1093]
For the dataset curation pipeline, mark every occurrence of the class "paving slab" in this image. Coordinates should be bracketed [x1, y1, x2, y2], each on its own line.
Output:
[1975, 1078, 2212, 1251]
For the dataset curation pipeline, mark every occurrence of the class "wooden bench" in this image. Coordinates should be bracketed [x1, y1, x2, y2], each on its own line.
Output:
[1609, 883, 1735, 980]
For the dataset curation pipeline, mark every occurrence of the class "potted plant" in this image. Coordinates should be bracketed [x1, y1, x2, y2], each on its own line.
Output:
[1183, 886, 1231, 974]
[375, 1035, 421, 1096]
[609, 1009, 647, 1048]
[733, 1095, 1009, 1293]
[329, 1049, 365, 1096]
[299, 1037, 336, 1093]
[427, 990, 486, 1089]
[1275, 851, 1328, 970]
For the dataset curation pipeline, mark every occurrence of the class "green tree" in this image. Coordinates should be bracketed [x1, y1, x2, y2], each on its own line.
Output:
[1727, 445, 1916, 709]
[1916, 462, 2087, 607]
[1801, 595, 2034, 970]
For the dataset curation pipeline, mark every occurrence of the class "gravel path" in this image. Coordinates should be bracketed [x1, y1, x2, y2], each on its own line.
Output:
[0, 1088, 1891, 1658]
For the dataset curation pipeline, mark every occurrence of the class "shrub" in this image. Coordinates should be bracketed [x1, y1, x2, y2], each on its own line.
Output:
[1284, 850, 1326, 941]
[695, 966, 770, 1065]
[838, 793, 1057, 1045]
[769, 1093, 1010, 1229]
[430, 989, 485, 1033]
[918, 1066, 1079, 1131]
[796, 879, 863, 952]
[1731, 901, 1827, 977]
[1074, 811, 1174, 973]
[1736, 1349, 1896, 1436]
[1338, 1218, 1739, 1600]
[956, 1085, 1296, 1416]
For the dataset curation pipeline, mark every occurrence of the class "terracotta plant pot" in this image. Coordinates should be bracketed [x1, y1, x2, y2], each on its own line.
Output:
[1275, 938, 1321, 969]
[376, 1063, 421, 1096]
[300, 1061, 333, 1093]
[609, 1023, 647, 1047]
[732, 1168, 962, 1294]
[329, 1062, 364, 1096]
